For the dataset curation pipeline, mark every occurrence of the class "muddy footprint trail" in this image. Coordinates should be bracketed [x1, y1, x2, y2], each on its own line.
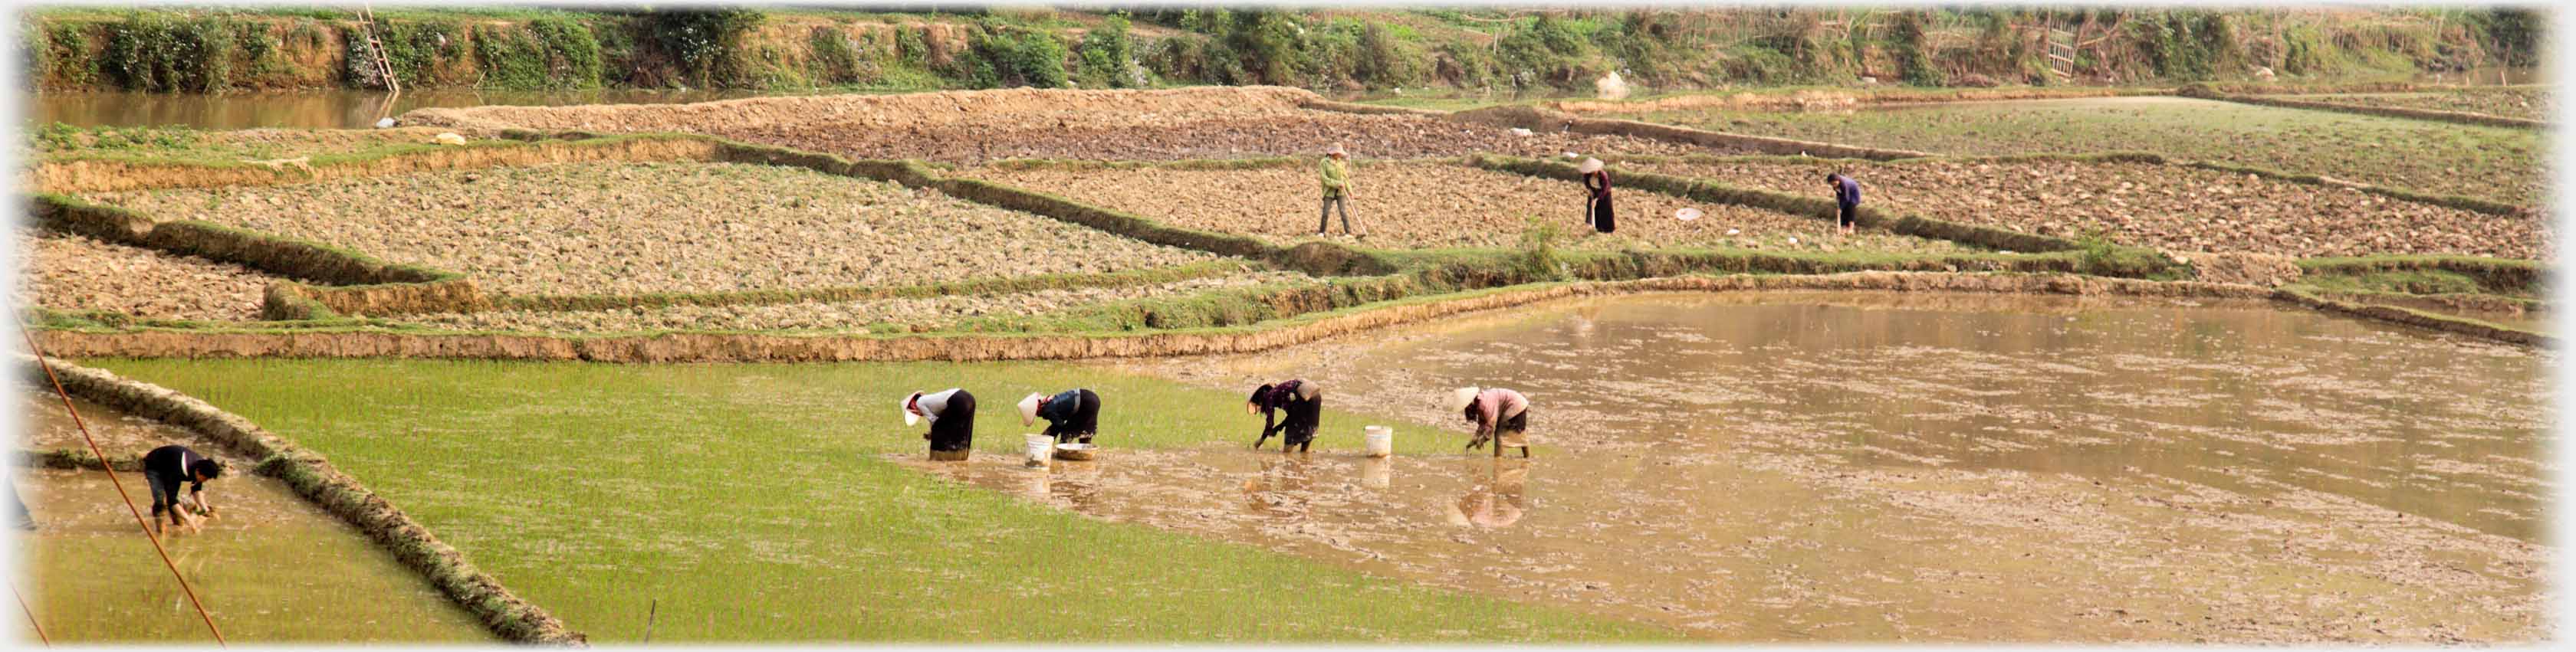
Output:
[922, 290, 2550, 643]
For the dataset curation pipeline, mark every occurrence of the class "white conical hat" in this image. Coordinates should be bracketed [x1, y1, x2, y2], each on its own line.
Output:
[1578, 157, 1604, 173]
[1326, 143, 1347, 156]
[1018, 393, 1046, 426]
[1447, 387, 1481, 413]
[902, 391, 923, 426]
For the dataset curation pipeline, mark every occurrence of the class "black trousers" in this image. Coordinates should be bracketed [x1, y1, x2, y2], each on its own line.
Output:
[1836, 203, 1858, 228]
[1045, 389, 1102, 444]
[927, 391, 976, 453]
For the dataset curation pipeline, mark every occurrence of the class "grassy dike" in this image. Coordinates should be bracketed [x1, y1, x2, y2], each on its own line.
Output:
[87, 357, 1678, 642]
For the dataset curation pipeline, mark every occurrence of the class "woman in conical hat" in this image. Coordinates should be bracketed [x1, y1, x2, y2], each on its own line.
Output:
[1578, 157, 1615, 234]
[904, 388, 976, 460]
[1449, 387, 1533, 457]
[1020, 388, 1102, 444]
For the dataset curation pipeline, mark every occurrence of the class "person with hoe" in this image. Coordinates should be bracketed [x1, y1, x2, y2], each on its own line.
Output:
[1020, 388, 1102, 445]
[1825, 171, 1863, 235]
[1448, 386, 1533, 457]
[1318, 144, 1361, 237]
[1247, 380, 1324, 453]
[904, 388, 977, 461]
[1579, 157, 1616, 234]
[143, 444, 223, 536]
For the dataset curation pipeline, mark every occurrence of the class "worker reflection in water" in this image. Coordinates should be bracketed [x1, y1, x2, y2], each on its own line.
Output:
[1020, 388, 1101, 444]
[1450, 458, 1530, 529]
[143, 444, 222, 536]
[1247, 379, 1324, 453]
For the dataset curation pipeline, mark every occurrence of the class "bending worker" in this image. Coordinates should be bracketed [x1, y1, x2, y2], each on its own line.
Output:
[1247, 379, 1324, 452]
[1020, 388, 1102, 444]
[143, 444, 223, 536]
[1825, 171, 1862, 235]
[1448, 386, 1533, 457]
[904, 388, 977, 461]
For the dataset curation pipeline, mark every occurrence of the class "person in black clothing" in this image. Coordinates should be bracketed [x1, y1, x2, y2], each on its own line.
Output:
[904, 388, 977, 461]
[1020, 388, 1102, 444]
[142, 444, 223, 536]
[1247, 380, 1324, 452]
[1825, 172, 1863, 235]
[1579, 157, 1616, 234]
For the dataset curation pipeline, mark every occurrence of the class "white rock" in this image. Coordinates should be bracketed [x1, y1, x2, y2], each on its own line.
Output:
[1509, 128, 1534, 136]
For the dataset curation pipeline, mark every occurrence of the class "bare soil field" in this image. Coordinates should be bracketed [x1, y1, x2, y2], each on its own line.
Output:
[80, 162, 1220, 297]
[1622, 158, 2548, 260]
[2287, 88, 2552, 122]
[16, 228, 274, 321]
[402, 86, 1708, 162]
[402, 270, 1313, 333]
[971, 162, 1976, 254]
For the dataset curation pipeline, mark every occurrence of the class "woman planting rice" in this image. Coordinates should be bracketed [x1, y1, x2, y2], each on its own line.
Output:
[904, 388, 977, 460]
[1247, 380, 1324, 452]
[1449, 387, 1533, 457]
[1579, 157, 1616, 234]
[142, 444, 224, 536]
[1020, 388, 1102, 444]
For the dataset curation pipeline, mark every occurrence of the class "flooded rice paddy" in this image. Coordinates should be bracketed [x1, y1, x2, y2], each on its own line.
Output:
[918, 290, 2548, 643]
[15, 394, 488, 642]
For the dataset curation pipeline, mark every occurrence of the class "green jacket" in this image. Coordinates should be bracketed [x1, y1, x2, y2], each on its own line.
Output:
[1319, 156, 1350, 197]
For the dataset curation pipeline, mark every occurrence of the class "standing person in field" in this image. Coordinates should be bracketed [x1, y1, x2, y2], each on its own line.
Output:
[1317, 144, 1360, 237]
[903, 388, 978, 461]
[1020, 388, 1102, 445]
[142, 444, 222, 536]
[1825, 172, 1862, 235]
[1247, 379, 1324, 452]
[1447, 387, 1533, 457]
[1579, 157, 1616, 234]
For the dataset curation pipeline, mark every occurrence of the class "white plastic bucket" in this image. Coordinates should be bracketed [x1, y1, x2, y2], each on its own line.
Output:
[1364, 425, 1394, 458]
[1023, 434, 1054, 468]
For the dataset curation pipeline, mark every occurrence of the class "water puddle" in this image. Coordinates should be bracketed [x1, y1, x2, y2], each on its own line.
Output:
[16, 394, 489, 642]
[907, 290, 2545, 642]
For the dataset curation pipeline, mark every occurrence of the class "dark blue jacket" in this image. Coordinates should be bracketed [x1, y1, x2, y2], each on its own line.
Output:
[1832, 175, 1862, 207]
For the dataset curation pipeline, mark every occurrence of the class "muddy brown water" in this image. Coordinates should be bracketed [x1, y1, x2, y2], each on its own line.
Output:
[912, 290, 2546, 643]
[15, 393, 489, 642]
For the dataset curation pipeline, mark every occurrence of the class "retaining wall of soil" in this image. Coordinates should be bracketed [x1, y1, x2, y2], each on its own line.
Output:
[2299, 255, 2546, 297]
[31, 270, 2543, 362]
[1445, 105, 1937, 160]
[1467, 154, 2093, 255]
[16, 355, 585, 644]
[2206, 93, 2545, 129]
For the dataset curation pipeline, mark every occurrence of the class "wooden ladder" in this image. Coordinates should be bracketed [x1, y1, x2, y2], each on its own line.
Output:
[2044, 27, 2077, 82]
[354, 4, 401, 93]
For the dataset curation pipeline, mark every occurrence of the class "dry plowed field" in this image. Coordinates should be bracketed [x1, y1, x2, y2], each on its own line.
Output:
[403, 86, 1709, 162]
[1622, 158, 2548, 260]
[18, 228, 274, 321]
[80, 162, 1220, 297]
[970, 162, 1975, 254]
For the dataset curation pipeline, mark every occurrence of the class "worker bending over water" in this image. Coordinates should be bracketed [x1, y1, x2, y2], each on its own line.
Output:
[904, 388, 977, 460]
[143, 444, 223, 536]
[1449, 387, 1533, 457]
[1247, 380, 1324, 452]
[1020, 388, 1102, 444]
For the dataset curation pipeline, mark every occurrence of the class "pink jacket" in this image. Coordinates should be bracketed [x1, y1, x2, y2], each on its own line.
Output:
[1474, 388, 1528, 428]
